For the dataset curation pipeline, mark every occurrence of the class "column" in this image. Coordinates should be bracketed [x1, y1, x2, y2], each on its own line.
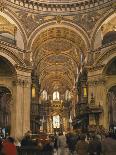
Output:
[11, 76, 31, 139]
[23, 78, 31, 135]
[11, 78, 24, 139]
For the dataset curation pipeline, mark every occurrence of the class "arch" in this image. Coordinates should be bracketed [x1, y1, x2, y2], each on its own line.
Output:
[102, 53, 116, 75]
[0, 47, 26, 67]
[28, 20, 90, 51]
[0, 86, 12, 134]
[104, 57, 116, 75]
[0, 56, 16, 76]
[0, 10, 27, 49]
[91, 9, 115, 49]
[102, 31, 116, 45]
[53, 91, 60, 101]
[107, 85, 116, 129]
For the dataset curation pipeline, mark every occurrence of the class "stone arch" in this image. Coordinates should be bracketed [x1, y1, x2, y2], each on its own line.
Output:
[0, 10, 27, 49]
[107, 85, 116, 130]
[91, 9, 115, 49]
[102, 54, 116, 75]
[28, 20, 90, 52]
[102, 31, 116, 45]
[103, 57, 116, 76]
[0, 47, 26, 68]
[0, 86, 12, 135]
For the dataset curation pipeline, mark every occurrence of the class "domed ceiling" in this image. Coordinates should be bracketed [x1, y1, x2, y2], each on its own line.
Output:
[32, 27, 87, 94]
[34, 0, 80, 3]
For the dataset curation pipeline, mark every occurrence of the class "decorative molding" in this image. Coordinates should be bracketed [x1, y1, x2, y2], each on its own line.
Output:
[88, 78, 106, 86]
[0, 0, 5, 12]
[6, 0, 113, 14]
[87, 64, 105, 72]
[5, 0, 112, 37]
[12, 78, 31, 87]
[15, 64, 32, 72]
[94, 45, 116, 65]
[87, 43, 116, 71]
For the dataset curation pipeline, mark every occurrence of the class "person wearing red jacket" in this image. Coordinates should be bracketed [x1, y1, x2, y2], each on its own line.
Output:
[2, 137, 17, 155]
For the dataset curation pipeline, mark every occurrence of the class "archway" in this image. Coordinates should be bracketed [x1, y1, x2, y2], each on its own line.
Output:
[0, 86, 12, 137]
[107, 86, 116, 130]
[0, 56, 16, 137]
[105, 57, 116, 130]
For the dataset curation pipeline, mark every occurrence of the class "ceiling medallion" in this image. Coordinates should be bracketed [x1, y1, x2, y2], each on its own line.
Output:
[56, 15, 62, 24]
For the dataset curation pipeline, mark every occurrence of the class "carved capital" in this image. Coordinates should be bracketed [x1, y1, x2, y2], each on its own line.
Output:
[12, 79, 31, 87]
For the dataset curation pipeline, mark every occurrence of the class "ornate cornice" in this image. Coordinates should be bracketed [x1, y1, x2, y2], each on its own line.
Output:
[94, 42, 116, 64]
[15, 64, 32, 73]
[0, 40, 31, 68]
[6, 0, 113, 14]
[12, 78, 31, 86]
[87, 64, 105, 72]
[87, 42, 116, 70]
[88, 78, 106, 86]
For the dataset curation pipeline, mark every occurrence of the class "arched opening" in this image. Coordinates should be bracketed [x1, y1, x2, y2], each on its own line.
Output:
[104, 57, 116, 75]
[0, 56, 16, 76]
[0, 86, 12, 137]
[0, 56, 16, 137]
[107, 86, 116, 131]
[105, 57, 116, 132]
[93, 13, 116, 49]
[0, 13, 25, 49]
[102, 31, 116, 45]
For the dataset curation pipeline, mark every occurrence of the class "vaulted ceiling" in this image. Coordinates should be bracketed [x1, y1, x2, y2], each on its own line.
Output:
[32, 27, 87, 94]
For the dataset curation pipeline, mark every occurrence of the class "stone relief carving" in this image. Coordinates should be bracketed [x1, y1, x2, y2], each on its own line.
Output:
[72, 7, 111, 35]
[4, 0, 112, 38]
[15, 10, 55, 36]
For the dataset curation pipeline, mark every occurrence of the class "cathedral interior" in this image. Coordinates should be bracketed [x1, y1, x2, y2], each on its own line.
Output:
[0, 0, 116, 139]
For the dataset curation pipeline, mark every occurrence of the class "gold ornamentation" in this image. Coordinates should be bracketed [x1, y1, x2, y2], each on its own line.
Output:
[0, 0, 5, 12]
[56, 15, 62, 24]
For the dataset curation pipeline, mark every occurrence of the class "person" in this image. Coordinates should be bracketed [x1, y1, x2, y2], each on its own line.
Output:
[88, 134, 102, 155]
[2, 137, 17, 155]
[21, 134, 33, 146]
[57, 132, 68, 155]
[66, 132, 77, 155]
[76, 134, 88, 155]
[54, 133, 58, 154]
[0, 138, 4, 155]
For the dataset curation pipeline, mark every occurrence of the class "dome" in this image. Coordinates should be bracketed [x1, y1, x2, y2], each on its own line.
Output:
[34, 0, 81, 3]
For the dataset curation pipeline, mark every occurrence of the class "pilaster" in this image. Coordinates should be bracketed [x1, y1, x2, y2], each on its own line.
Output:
[11, 74, 31, 138]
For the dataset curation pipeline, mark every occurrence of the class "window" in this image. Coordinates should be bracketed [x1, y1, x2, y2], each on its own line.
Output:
[53, 115, 60, 128]
[65, 90, 71, 101]
[53, 91, 60, 100]
[42, 90, 47, 100]
[32, 87, 36, 98]
[83, 87, 87, 97]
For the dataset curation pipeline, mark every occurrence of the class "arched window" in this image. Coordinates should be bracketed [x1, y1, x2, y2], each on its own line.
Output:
[65, 90, 71, 101]
[32, 87, 36, 98]
[42, 90, 47, 101]
[53, 91, 60, 100]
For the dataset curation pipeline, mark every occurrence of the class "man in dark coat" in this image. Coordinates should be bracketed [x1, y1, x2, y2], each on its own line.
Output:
[88, 135, 102, 155]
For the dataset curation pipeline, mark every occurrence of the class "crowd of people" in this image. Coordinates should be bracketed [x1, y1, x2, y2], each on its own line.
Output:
[0, 129, 116, 155]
